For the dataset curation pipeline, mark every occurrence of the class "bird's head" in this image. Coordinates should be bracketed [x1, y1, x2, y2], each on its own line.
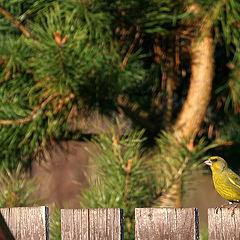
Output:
[204, 156, 228, 173]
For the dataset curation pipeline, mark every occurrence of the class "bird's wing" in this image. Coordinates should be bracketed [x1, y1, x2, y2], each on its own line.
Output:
[228, 170, 240, 189]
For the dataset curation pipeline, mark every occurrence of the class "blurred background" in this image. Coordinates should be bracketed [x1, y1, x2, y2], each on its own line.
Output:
[0, 0, 240, 239]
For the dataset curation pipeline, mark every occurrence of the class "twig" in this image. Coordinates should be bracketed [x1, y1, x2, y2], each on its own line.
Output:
[0, 7, 30, 38]
[117, 94, 156, 133]
[0, 92, 60, 125]
[124, 159, 132, 201]
[120, 32, 140, 69]
[216, 140, 234, 146]
[155, 155, 190, 200]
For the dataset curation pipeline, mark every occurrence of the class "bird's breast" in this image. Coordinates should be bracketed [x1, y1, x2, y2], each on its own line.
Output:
[212, 172, 240, 202]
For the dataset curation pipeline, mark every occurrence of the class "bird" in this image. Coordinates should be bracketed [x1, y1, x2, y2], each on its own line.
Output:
[204, 156, 240, 212]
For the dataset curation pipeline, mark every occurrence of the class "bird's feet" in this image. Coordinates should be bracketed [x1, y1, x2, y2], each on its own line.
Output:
[215, 202, 240, 216]
[230, 202, 240, 216]
[215, 203, 230, 214]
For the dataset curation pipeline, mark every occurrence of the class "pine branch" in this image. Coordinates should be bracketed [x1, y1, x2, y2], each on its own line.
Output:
[0, 92, 59, 125]
[0, 7, 30, 37]
[53, 31, 68, 76]
[155, 155, 190, 200]
[117, 95, 157, 133]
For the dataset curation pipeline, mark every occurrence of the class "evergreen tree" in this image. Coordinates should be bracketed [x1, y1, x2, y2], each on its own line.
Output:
[0, 0, 240, 210]
[81, 122, 215, 239]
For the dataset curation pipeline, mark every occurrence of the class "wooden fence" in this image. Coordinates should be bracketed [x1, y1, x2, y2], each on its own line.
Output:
[0, 207, 239, 239]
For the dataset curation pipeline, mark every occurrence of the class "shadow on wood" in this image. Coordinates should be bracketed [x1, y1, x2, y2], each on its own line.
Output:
[0, 212, 15, 240]
[0, 207, 49, 240]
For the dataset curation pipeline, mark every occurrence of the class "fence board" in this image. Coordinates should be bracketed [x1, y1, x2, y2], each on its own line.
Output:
[208, 208, 240, 240]
[61, 208, 123, 240]
[1, 206, 239, 239]
[0, 206, 49, 240]
[135, 208, 199, 240]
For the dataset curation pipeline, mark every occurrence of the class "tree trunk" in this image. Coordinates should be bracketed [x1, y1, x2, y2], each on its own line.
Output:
[169, 29, 214, 208]
[174, 34, 214, 140]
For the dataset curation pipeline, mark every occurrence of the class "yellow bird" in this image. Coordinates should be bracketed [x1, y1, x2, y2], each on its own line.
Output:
[204, 156, 240, 207]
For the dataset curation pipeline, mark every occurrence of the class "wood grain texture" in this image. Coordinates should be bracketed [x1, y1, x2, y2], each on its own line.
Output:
[208, 208, 240, 240]
[0, 206, 49, 240]
[61, 208, 123, 240]
[135, 208, 199, 240]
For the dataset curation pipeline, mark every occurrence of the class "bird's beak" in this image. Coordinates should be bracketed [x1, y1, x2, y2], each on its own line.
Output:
[204, 159, 212, 166]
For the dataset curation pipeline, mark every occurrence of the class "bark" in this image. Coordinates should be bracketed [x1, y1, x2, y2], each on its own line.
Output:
[174, 34, 214, 139]
[164, 41, 176, 127]
[168, 31, 214, 208]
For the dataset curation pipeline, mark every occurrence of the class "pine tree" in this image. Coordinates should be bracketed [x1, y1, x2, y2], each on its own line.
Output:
[80, 121, 216, 239]
[1, 0, 240, 209]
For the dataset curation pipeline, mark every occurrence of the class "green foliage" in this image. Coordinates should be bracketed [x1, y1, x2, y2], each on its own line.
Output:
[155, 131, 218, 203]
[0, 1, 145, 168]
[1, 1, 240, 225]
[199, 0, 240, 114]
[0, 164, 40, 207]
[1, 0, 239, 169]
[91, 0, 190, 34]
[218, 63, 240, 113]
[200, 227, 208, 240]
[50, 205, 61, 240]
[81, 122, 217, 239]
[219, 115, 240, 143]
[81, 124, 157, 239]
[204, 0, 240, 57]
[0, 0, 239, 170]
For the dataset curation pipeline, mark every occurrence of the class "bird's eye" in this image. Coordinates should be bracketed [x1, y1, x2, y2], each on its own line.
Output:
[212, 158, 218, 162]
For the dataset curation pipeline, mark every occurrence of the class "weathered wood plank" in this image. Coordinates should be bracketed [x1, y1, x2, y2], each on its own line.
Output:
[0, 206, 49, 240]
[208, 208, 240, 240]
[135, 208, 199, 240]
[61, 208, 123, 240]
